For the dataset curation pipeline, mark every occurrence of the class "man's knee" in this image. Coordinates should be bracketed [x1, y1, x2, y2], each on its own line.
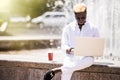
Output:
[61, 67, 74, 74]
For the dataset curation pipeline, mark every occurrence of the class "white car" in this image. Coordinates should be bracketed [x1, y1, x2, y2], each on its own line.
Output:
[31, 11, 67, 28]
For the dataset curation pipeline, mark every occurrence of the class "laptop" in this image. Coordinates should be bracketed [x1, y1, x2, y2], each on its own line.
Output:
[74, 37, 105, 57]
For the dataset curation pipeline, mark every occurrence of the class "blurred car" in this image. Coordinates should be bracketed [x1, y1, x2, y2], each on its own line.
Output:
[31, 11, 68, 28]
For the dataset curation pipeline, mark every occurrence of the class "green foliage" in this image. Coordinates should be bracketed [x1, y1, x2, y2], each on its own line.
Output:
[0, 12, 10, 22]
[10, 0, 56, 18]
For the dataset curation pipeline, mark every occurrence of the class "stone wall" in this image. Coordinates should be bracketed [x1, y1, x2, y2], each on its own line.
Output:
[0, 60, 120, 80]
[0, 39, 61, 51]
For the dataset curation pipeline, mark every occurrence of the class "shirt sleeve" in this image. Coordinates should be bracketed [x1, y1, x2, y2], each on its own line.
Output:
[61, 26, 70, 51]
[93, 27, 100, 37]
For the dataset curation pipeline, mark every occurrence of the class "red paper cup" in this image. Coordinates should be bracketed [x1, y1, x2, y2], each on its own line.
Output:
[48, 52, 53, 61]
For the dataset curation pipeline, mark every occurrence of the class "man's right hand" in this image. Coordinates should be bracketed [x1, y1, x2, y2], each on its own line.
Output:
[66, 48, 74, 54]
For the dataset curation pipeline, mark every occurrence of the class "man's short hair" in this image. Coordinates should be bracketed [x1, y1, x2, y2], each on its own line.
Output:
[73, 3, 87, 13]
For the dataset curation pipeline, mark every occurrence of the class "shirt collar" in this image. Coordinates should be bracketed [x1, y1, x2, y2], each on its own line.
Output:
[72, 21, 88, 31]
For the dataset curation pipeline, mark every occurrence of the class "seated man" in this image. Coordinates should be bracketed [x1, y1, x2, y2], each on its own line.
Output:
[44, 3, 99, 80]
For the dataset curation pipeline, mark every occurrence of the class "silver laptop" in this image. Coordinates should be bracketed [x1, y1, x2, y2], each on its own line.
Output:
[74, 37, 105, 57]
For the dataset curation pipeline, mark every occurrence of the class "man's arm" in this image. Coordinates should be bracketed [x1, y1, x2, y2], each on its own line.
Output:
[61, 27, 74, 54]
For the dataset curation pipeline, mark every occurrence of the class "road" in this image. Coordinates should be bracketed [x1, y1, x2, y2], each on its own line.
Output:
[3, 23, 63, 36]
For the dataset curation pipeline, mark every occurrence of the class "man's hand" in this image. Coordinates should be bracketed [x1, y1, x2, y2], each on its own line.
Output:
[70, 48, 74, 54]
[66, 48, 74, 54]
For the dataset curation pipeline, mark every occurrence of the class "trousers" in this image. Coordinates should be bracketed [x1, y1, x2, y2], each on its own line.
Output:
[60, 54, 94, 80]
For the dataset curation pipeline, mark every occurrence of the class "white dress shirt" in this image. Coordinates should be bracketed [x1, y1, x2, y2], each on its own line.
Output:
[60, 21, 100, 80]
[61, 21, 99, 52]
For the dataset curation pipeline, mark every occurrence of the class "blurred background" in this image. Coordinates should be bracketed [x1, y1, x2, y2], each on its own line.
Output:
[0, 0, 120, 58]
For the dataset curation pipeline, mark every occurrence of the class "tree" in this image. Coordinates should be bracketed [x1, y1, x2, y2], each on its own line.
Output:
[10, 0, 56, 18]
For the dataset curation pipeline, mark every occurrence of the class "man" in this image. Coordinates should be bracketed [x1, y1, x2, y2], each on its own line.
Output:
[44, 3, 99, 80]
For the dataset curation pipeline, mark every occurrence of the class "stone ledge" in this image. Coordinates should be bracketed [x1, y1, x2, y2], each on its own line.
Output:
[0, 48, 120, 80]
[0, 60, 120, 74]
[0, 60, 120, 80]
[0, 60, 62, 69]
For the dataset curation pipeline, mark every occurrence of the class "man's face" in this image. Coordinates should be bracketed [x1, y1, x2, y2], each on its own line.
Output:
[75, 12, 86, 25]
